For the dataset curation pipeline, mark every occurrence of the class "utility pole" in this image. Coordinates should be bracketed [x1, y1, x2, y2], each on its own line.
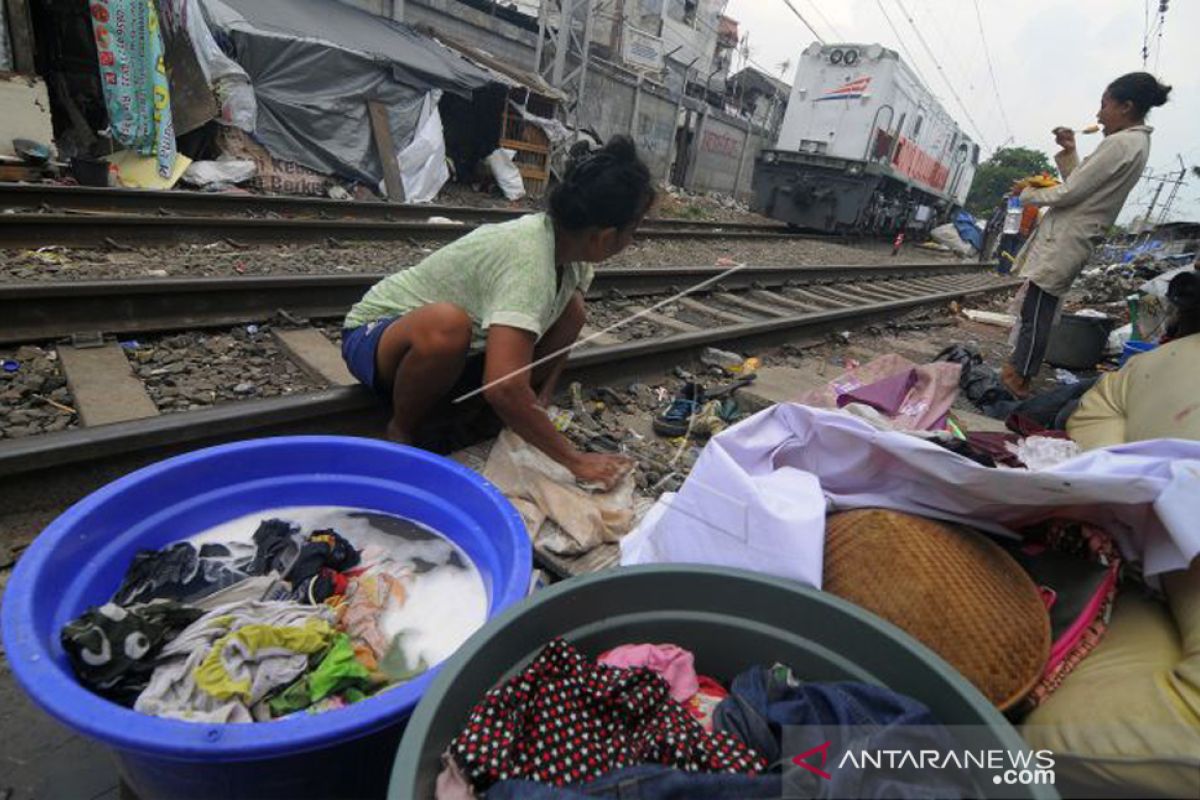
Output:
[1155, 156, 1188, 226]
[611, 0, 626, 64]
[536, 0, 594, 146]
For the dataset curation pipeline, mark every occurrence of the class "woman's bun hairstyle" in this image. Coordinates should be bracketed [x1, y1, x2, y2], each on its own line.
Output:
[549, 135, 655, 231]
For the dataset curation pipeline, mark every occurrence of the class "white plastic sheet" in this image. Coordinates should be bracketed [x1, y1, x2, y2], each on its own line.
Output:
[622, 404, 1200, 586]
[393, 91, 449, 204]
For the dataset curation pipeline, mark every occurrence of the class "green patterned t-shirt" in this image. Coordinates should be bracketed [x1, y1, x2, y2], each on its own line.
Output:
[344, 213, 593, 352]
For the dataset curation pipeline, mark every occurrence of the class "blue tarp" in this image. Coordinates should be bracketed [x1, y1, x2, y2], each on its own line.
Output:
[953, 210, 983, 251]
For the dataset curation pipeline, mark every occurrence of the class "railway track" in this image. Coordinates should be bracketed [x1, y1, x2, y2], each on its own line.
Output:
[0, 262, 1017, 482]
[0, 184, 811, 248]
[0, 261, 992, 344]
[0, 183, 789, 232]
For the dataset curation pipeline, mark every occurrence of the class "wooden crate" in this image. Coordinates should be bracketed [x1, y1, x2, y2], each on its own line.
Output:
[499, 99, 551, 198]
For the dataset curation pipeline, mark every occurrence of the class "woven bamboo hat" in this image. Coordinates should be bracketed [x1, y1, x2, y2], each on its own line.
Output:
[823, 508, 1050, 711]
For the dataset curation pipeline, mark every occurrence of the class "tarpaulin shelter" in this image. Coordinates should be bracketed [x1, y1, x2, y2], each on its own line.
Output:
[199, 0, 498, 189]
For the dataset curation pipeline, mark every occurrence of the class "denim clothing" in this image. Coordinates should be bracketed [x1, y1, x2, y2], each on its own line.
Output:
[714, 667, 969, 799]
[486, 764, 782, 799]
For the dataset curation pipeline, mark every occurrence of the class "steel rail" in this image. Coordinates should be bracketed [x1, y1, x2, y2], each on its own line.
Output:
[0, 272, 1019, 478]
[0, 183, 793, 234]
[0, 262, 992, 344]
[0, 211, 828, 249]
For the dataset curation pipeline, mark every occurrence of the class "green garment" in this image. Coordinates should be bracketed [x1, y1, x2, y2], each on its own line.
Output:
[268, 634, 372, 717]
[380, 633, 429, 683]
[343, 213, 593, 351]
[194, 618, 334, 703]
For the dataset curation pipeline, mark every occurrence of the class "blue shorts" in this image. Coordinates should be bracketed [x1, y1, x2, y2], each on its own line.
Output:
[341, 316, 486, 405]
[341, 316, 397, 396]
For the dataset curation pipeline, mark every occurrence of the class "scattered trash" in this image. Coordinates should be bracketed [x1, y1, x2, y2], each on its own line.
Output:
[1005, 436, 1082, 471]
[119, 340, 140, 350]
[1105, 323, 1133, 356]
[653, 383, 703, 438]
[327, 185, 352, 201]
[426, 216, 465, 226]
[33, 393, 77, 415]
[1054, 368, 1080, 385]
[699, 347, 743, 371]
[2, 360, 19, 373]
[547, 406, 574, 432]
[233, 382, 255, 395]
[245, 324, 260, 335]
[714, 257, 740, 267]
[834, 331, 852, 345]
[146, 269, 169, 277]
[962, 309, 1017, 327]
[182, 159, 257, 189]
[732, 357, 761, 376]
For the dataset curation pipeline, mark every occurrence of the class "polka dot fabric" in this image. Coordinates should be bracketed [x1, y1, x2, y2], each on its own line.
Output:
[449, 638, 766, 792]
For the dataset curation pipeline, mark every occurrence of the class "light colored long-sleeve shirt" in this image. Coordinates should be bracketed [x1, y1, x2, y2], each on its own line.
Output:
[1013, 125, 1152, 297]
[1067, 334, 1200, 449]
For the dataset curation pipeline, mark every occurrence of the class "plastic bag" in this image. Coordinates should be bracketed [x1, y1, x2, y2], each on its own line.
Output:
[215, 76, 257, 133]
[486, 148, 526, 201]
[930, 223, 977, 258]
[183, 158, 257, 188]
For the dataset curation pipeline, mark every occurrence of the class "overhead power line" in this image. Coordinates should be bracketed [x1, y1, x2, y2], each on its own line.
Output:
[801, 0, 844, 41]
[890, 0, 992, 151]
[1142, 0, 1151, 66]
[971, 0, 1013, 143]
[778, 0, 825, 44]
[873, 0, 934, 91]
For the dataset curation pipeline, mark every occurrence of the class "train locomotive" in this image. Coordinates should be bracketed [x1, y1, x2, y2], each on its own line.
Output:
[752, 42, 980, 234]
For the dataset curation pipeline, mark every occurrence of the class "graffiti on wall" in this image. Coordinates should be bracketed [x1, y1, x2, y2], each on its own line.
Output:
[701, 129, 740, 158]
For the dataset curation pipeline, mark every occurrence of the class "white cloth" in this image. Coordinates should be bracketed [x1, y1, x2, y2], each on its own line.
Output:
[621, 404, 1200, 586]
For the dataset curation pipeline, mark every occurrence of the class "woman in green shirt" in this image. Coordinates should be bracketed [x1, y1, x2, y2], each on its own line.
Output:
[342, 137, 655, 490]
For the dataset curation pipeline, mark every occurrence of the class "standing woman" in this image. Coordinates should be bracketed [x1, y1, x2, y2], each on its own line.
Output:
[1002, 72, 1171, 397]
[341, 136, 654, 490]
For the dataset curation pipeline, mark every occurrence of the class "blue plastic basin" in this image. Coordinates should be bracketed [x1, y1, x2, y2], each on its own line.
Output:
[1, 436, 530, 800]
[1119, 339, 1157, 366]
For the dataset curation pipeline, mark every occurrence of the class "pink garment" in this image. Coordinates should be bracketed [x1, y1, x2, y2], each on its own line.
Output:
[435, 753, 475, 800]
[796, 353, 961, 431]
[598, 643, 700, 704]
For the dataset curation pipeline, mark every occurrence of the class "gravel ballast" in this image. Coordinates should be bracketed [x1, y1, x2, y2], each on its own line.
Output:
[0, 344, 79, 439]
[127, 326, 323, 414]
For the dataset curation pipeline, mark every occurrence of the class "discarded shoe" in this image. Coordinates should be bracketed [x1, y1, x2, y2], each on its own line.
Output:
[653, 382, 703, 437]
[690, 400, 728, 438]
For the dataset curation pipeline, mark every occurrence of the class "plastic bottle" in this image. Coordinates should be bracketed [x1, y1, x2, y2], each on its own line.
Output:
[1002, 195, 1022, 235]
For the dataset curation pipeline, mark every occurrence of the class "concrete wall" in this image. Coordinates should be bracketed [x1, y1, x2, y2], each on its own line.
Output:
[686, 109, 766, 198]
[578, 59, 678, 182]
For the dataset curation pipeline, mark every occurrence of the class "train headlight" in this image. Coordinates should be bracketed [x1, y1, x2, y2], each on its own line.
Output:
[763, 152, 777, 164]
[846, 164, 862, 175]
